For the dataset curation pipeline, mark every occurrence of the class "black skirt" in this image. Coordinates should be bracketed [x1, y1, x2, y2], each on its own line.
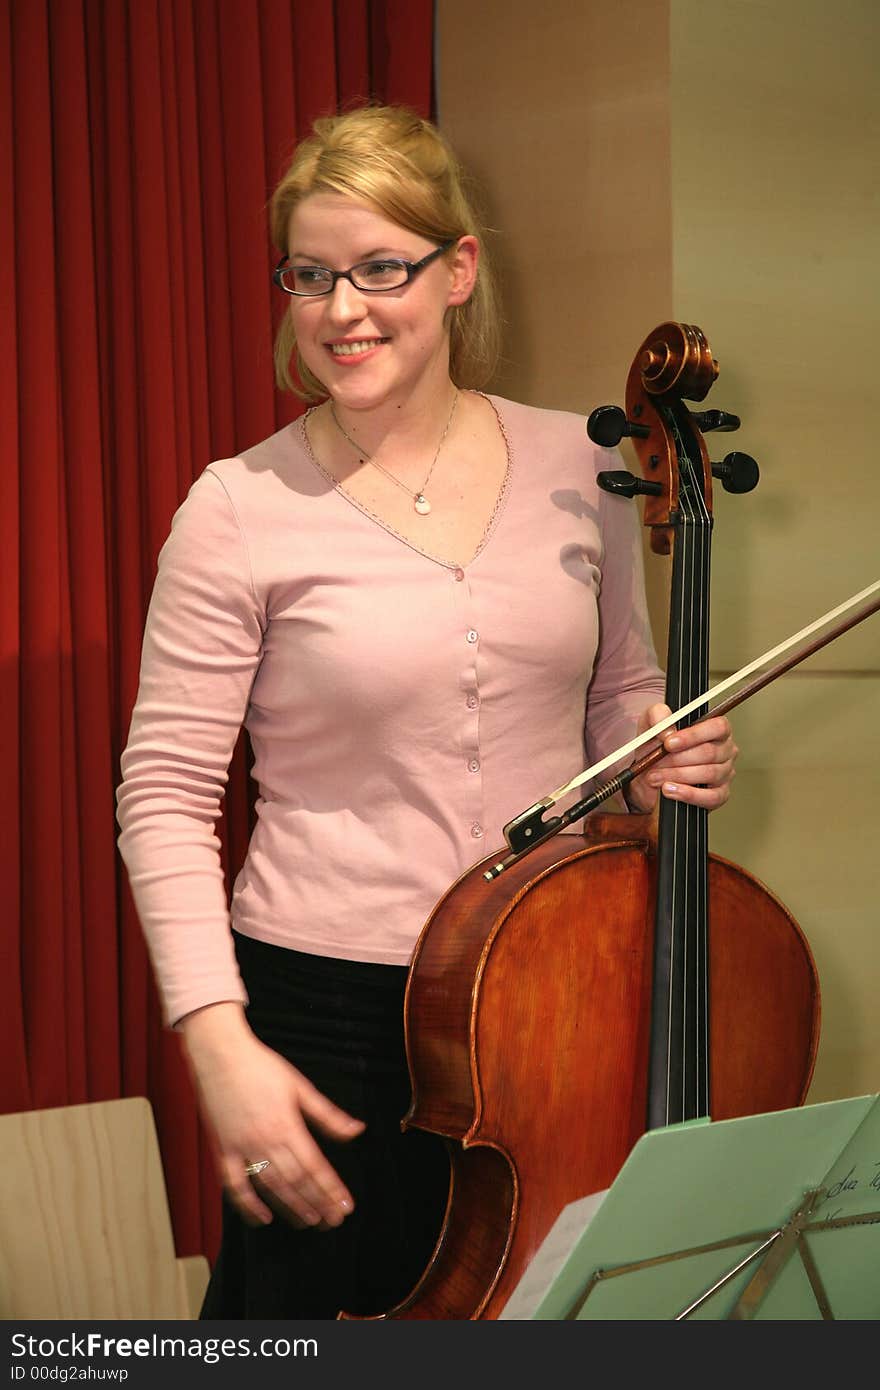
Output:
[199, 932, 450, 1319]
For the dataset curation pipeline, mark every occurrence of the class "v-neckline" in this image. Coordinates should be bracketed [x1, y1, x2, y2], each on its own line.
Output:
[298, 392, 513, 573]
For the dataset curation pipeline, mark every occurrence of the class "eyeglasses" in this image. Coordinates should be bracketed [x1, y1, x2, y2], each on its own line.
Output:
[272, 240, 455, 296]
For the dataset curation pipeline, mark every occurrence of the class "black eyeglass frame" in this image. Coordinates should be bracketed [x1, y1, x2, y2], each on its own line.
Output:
[272, 239, 456, 297]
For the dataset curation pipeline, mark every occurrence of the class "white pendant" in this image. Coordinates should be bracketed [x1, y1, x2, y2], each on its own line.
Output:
[414, 494, 432, 515]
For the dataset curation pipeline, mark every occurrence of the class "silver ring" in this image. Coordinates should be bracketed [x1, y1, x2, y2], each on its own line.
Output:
[244, 1159, 271, 1177]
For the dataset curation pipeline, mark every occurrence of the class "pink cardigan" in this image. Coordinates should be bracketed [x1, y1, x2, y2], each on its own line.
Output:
[117, 395, 665, 1025]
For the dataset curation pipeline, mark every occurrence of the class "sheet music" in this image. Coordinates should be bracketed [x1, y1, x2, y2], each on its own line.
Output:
[499, 1189, 610, 1320]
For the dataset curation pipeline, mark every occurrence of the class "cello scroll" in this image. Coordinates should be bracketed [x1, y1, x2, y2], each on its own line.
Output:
[588, 321, 758, 548]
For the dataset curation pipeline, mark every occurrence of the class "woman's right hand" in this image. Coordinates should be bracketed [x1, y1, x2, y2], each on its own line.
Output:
[179, 1002, 365, 1229]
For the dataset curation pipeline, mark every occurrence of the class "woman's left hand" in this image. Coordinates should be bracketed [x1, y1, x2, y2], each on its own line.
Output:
[625, 703, 738, 813]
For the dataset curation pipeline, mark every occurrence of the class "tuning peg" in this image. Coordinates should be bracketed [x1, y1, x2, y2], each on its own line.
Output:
[597, 470, 663, 499]
[711, 452, 759, 493]
[690, 409, 741, 433]
[587, 406, 651, 448]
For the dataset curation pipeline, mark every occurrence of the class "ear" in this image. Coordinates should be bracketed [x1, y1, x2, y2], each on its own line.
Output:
[447, 235, 479, 307]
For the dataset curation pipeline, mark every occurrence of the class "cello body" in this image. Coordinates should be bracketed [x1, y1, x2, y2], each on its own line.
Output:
[368, 818, 818, 1320]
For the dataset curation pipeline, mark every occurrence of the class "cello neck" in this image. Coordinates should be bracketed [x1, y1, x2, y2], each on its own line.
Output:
[647, 403, 713, 1129]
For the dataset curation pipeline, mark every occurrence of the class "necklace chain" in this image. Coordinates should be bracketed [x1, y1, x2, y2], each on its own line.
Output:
[330, 391, 459, 516]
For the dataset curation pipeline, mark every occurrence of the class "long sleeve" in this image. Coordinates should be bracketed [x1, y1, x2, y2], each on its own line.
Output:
[116, 468, 265, 1025]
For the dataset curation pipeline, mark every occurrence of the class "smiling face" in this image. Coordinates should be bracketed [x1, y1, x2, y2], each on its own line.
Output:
[286, 192, 477, 415]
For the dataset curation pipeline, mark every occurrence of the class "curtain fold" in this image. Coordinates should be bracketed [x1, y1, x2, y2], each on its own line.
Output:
[3, 0, 434, 1261]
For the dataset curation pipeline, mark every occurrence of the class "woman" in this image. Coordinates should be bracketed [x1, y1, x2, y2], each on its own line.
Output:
[116, 104, 737, 1319]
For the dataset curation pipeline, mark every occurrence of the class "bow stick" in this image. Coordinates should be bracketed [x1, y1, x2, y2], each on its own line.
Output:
[485, 579, 880, 880]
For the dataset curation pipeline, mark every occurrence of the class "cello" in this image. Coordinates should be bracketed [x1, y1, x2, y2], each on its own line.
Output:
[343, 322, 823, 1321]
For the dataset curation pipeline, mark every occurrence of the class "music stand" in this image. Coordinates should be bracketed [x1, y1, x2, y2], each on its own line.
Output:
[500, 1094, 880, 1320]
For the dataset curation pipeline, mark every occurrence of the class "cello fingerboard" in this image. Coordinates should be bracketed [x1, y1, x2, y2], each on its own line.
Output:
[648, 418, 712, 1128]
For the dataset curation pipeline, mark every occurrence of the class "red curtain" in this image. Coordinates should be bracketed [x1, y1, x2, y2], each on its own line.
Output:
[0, 0, 434, 1262]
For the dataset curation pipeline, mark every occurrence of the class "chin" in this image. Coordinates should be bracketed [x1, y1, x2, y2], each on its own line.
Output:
[328, 374, 408, 412]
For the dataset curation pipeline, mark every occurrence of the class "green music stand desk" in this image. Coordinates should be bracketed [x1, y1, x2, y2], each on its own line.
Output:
[500, 1094, 880, 1320]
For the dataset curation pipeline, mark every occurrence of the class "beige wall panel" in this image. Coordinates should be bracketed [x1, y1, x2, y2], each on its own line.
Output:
[670, 0, 879, 1106]
[436, 0, 673, 415]
[670, 0, 879, 673]
[709, 671, 879, 1102]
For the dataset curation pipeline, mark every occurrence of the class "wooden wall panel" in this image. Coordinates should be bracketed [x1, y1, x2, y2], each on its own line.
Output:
[435, 0, 672, 415]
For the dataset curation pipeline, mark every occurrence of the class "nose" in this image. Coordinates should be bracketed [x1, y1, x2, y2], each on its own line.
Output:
[325, 274, 367, 323]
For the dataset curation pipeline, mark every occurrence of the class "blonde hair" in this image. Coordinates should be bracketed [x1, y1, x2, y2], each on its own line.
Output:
[269, 104, 501, 399]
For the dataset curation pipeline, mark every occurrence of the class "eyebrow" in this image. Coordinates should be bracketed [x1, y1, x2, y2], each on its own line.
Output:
[289, 246, 411, 264]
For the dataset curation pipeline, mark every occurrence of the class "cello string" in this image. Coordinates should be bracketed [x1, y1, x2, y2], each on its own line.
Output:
[694, 461, 712, 1118]
[548, 577, 880, 805]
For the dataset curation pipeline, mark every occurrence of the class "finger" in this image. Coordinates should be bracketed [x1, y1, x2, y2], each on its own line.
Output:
[260, 1124, 360, 1227]
[268, 1163, 355, 1229]
[664, 717, 734, 752]
[297, 1078, 367, 1144]
[256, 1173, 343, 1229]
[249, 1169, 328, 1230]
[637, 702, 673, 737]
[660, 771, 735, 808]
[652, 742, 736, 776]
[221, 1159, 276, 1228]
[647, 758, 735, 790]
